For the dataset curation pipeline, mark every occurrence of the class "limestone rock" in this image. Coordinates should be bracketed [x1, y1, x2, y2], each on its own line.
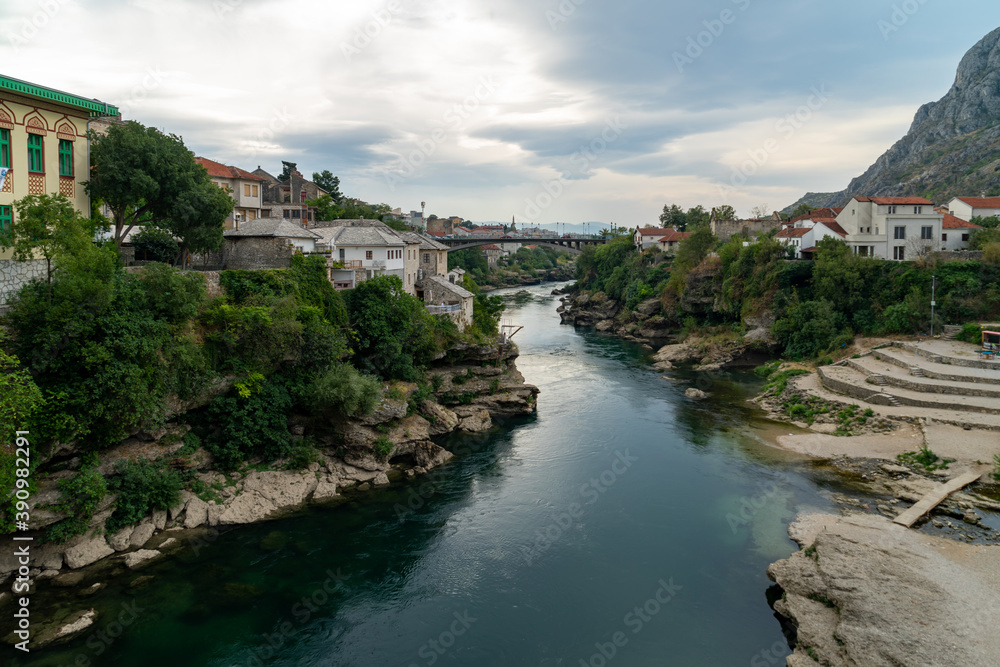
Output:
[684, 388, 708, 401]
[218, 471, 319, 525]
[108, 527, 134, 552]
[207, 504, 224, 527]
[359, 396, 408, 426]
[595, 320, 615, 332]
[313, 476, 339, 502]
[52, 572, 85, 588]
[768, 513, 1000, 666]
[414, 442, 455, 470]
[183, 496, 209, 529]
[123, 549, 161, 570]
[63, 536, 115, 570]
[453, 406, 492, 432]
[653, 344, 698, 364]
[373, 472, 390, 486]
[42, 608, 98, 646]
[153, 510, 168, 531]
[129, 520, 156, 549]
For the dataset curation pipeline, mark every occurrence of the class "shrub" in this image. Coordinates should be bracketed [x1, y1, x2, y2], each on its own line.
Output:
[309, 363, 382, 420]
[207, 379, 293, 470]
[105, 459, 183, 533]
[132, 227, 180, 264]
[955, 322, 983, 343]
[773, 299, 839, 359]
[137, 262, 206, 325]
[285, 442, 321, 470]
[373, 436, 394, 461]
[46, 465, 108, 543]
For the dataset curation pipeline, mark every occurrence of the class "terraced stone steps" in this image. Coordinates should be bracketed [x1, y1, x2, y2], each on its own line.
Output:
[873, 347, 1000, 386]
[847, 356, 1000, 399]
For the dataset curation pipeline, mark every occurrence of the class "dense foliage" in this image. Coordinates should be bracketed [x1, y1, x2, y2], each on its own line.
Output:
[105, 459, 183, 533]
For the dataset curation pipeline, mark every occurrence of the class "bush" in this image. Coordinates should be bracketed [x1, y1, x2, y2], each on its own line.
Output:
[207, 379, 293, 470]
[773, 299, 839, 359]
[105, 458, 183, 533]
[309, 363, 383, 420]
[46, 465, 108, 543]
[955, 322, 983, 343]
[373, 436, 394, 461]
[132, 227, 180, 264]
[137, 262, 206, 325]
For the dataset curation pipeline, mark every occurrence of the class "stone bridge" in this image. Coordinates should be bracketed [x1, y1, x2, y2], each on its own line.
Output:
[437, 237, 607, 255]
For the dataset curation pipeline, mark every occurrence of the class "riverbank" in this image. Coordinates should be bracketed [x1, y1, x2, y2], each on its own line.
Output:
[0, 340, 538, 649]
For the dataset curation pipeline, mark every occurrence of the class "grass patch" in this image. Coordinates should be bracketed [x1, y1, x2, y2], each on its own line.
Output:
[898, 445, 955, 472]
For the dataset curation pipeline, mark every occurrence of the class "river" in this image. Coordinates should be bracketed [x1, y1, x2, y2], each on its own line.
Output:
[24, 282, 842, 667]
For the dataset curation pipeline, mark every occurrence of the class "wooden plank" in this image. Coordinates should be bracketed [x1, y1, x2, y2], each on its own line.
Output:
[893, 472, 982, 528]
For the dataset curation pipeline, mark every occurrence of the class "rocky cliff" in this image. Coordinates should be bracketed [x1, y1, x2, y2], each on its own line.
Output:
[799, 27, 1000, 208]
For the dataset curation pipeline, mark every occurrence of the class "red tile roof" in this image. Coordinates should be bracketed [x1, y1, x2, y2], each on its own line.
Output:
[955, 196, 1000, 208]
[942, 214, 982, 230]
[788, 207, 843, 224]
[196, 157, 265, 181]
[854, 196, 932, 206]
[800, 246, 819, 254]
[637, 228, 669, 236]
[427, 231, 446, 237]
[776, 227, 810, 238]
[657, 229, 690, 243]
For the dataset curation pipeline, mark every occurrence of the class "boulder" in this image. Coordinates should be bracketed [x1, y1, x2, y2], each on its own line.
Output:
[453, 407, 492, 432]
[207, 504, 224, 527]
[63, 536, 115, 570]
[421, 401, 461, 436]
[153, 510, 168, 531]
[684, 388, 708, 401]
[108, 527, 134, 552]
[313, 476, 339, 502]
[373, 472, 390, 486]
[52, 572, 85, 588]
[653, 344, 699, 364]
[123, 549, 161, 570]
[414, 442, 455, 470]
[218, 471, 319, 525]
[635, 298, 662, 317]
[41, 608, 97, 646]
[129, 520, 156, 549]
[359, 396, 408, 426]
[183, 496, 209, 529]
[595, 320, 615, 332]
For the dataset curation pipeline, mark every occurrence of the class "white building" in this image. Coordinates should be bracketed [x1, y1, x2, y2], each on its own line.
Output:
[775, 218, 848, 259]
[946, 196, 1000, 222]
[634, 227, 669, 250]
[941, 214, 982, 251]
[314, 225, 407, 283]
[835, 197, 942, 260]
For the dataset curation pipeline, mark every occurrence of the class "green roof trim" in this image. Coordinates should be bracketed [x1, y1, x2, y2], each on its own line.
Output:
[0, 75, 119, 118]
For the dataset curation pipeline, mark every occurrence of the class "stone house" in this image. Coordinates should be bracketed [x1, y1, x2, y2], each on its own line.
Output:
[710, 210, 782, 243]
[194, 157, 265, 229]
[221, 218, 320, 270]
[481, 243, 503, 268]
[420, 274, 474, 331]
[634, 227, 670, 250]
[0, 75, 118, 303]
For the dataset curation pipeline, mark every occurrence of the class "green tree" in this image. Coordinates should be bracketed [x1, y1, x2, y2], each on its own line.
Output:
[686, 205, 710, 227]
[659, 204, 687, 230]
[311, 170, 343, 203]
[714, 205, 736, 221]
[2, 194, 94, 282]
[86, 120, 233, 256]
[132, 227, 180, 264]
[670, 223, 718, 288]
[773, 299, 839, 359]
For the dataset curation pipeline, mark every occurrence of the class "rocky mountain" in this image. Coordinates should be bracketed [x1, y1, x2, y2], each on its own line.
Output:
[789, 27, 1000, 209]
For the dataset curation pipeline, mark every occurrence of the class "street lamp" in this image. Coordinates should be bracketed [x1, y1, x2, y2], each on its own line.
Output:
[931, 275, 937, 337]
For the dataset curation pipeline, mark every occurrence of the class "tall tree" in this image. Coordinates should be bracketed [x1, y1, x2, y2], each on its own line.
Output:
[86, 121, 233, 252]
[278, 161, 297, 183]
[749, 203, 771, 219]
[791, 203, 814, 219]
[1, 194, 93, 282]
[311, 170, 343, 203]
[686, 205, 710, 227]
[659, 204, 687, 230]
[714, 205, 737, 221]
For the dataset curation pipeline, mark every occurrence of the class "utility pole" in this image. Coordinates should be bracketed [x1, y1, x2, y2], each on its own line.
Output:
[931, 275, 937, 337]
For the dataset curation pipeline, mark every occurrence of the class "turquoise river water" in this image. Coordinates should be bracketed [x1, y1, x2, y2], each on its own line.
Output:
[22, 282, 852, 667]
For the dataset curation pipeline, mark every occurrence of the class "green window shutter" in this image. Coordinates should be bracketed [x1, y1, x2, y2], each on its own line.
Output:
[59, 139, 73, 177]
[0, 129, 9, 169]
[27, 134, 43, 173]
[0, 206, 11, 243]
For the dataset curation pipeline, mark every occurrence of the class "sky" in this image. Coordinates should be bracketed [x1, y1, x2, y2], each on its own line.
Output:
[3, 0, 1000, 226]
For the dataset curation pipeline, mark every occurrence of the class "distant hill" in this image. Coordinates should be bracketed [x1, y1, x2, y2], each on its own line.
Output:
[791, 26, 1000, 209]
[780, 193, 840, 215]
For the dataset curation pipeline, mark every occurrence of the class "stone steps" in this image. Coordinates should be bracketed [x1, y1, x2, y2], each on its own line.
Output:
[819, 365, 1000, 416]
[848, 357, 1000, 399]
[873, 347, 1000, 386]
[942, 325, 962, 341]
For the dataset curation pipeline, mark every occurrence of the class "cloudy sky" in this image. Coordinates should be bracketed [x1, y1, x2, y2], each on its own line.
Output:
[3, 0, 999, 225]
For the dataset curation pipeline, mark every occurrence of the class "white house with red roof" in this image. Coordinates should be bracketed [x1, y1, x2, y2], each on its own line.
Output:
[195, 157, 266, 230]
[656, 228, 690, 254]
[634, 227, 672, 249]
[776, 219, 848, 259]
[835, 196, 942, 260]
[941, 214, 982, 251]
[946, 196, 1000, 222]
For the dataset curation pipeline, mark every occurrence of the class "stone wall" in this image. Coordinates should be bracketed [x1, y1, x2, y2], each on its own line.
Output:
[223, 237, 293, 270]
[0, 259, 48, 304]
[711, 219, 781, 243]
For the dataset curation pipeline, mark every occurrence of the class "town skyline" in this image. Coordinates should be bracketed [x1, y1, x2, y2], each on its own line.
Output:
[3, 0, 1000, 225]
